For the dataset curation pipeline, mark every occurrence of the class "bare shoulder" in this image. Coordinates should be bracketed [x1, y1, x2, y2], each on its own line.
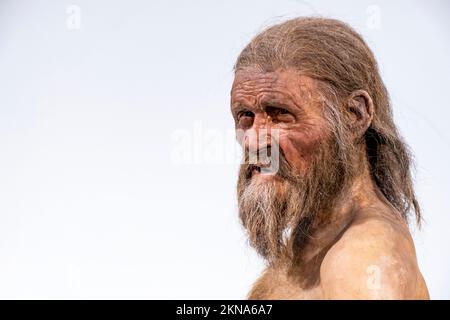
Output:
[320, 212, 429, 299]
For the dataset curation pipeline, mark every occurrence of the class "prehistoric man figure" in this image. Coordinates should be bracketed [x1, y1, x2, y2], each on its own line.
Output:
[231, 17, 429, 299]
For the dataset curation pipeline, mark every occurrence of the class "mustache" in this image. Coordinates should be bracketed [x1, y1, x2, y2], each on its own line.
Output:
[241, 146, 296, 182]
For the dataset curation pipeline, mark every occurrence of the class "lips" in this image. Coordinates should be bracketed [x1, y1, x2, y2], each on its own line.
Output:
[250, 163, 276, 176]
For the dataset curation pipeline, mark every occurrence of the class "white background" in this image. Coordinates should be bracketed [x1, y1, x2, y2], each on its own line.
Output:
[0, 0, 449, 299]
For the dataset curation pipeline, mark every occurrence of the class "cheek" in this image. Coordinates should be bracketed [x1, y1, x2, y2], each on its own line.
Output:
[278, 129, 327, 173]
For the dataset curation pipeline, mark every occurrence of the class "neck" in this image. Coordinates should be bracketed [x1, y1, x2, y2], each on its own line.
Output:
[282, 146, 386, 285]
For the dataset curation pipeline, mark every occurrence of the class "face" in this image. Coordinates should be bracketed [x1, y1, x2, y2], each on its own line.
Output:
[231, 68, 350, 264]
[231, 68, 331, 178]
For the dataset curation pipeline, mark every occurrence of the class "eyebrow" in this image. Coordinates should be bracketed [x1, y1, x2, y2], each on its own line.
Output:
[260, 94, 304, 114]
[231, 94, 303, 112]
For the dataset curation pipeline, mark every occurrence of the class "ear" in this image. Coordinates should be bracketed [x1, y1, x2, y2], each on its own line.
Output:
[345, 90, 374, 139]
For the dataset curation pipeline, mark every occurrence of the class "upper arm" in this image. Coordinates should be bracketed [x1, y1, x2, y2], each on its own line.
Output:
[319, 220, 420, 300]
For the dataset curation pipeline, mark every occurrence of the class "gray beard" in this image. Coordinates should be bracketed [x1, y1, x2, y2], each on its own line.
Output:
[237, 141, 350, 265]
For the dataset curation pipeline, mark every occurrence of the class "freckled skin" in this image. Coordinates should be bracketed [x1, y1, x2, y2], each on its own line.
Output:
[231, 68, 429, 300]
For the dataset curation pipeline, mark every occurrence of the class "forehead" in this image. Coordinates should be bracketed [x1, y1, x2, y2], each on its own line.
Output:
[231, 68, 318, 106]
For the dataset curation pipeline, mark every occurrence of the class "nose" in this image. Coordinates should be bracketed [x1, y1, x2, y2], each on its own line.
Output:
[242, 113, 272, 153]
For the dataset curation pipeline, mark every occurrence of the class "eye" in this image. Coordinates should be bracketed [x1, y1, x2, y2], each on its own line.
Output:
[237, 110, 254, 127]
[238, 110, 255, 120]
[239, 111, 253, 117]
[265, 106, 294, 122]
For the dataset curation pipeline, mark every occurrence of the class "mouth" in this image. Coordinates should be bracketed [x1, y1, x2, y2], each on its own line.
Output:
[250, 163, 277, 177]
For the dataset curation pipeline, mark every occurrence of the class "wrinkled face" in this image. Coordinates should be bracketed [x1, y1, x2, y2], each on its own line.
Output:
[231, 67, 349, 264]
[231, 68, 331, 178]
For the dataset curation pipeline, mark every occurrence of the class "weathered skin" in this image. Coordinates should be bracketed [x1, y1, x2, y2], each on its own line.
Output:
[231, 68, 429, 300]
